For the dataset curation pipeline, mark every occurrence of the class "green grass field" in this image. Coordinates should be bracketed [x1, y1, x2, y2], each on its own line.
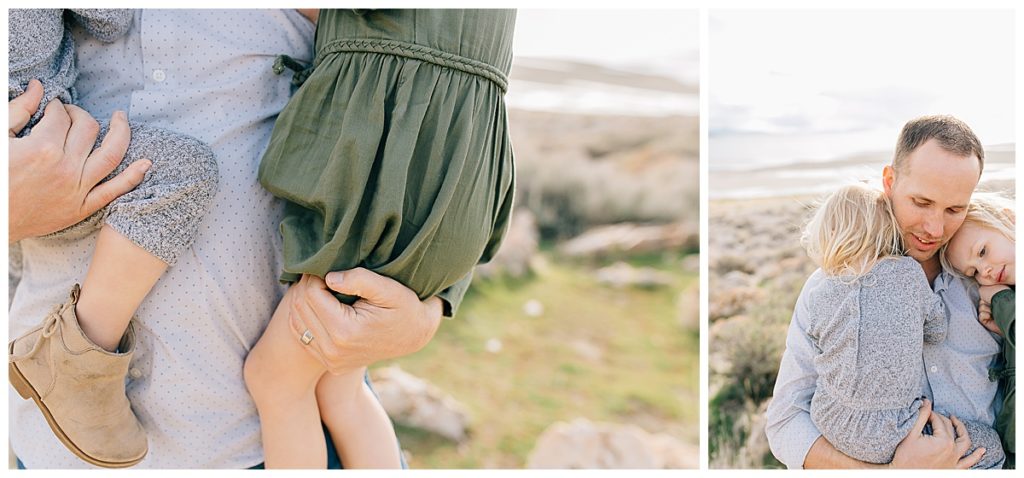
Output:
[380, 250, 699, 468]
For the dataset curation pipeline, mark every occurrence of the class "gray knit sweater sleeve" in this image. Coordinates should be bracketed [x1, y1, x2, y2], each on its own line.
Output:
[67, 9, 133, 42]
[922, 279, 948, 344]
[9, 9, 132, 111]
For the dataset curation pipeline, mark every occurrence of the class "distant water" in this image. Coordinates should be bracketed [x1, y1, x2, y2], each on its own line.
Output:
[710, 130, 897, 172]
[710, 133, 1015, 200]
[507, 56, 699, 117]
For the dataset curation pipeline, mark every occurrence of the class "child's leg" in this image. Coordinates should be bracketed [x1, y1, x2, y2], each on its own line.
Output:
[75, 225, 167, 351]
[69, 121, 217, 352]
[243, 286, 331, 468]
[316, 368, 403, 468]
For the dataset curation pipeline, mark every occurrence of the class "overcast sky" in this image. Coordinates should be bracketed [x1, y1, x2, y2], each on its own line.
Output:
[514, 9, 699, 65]
[710, 10, 1015, 146]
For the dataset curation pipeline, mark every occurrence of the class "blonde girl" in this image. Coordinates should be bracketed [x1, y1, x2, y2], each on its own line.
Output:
[942, 194, 1015, 468]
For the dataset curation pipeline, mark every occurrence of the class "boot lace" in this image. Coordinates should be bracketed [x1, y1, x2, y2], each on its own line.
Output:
[9, 304, 62, 363]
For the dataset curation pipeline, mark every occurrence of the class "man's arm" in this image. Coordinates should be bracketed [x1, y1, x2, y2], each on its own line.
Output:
[8, 79, 148, 243]
[804, 436, 886, 469]
[764, 272, 830, 468]
[803, 399, 983, 469]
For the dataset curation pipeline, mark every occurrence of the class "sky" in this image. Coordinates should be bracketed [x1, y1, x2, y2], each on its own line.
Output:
[710, 10, 1015, 151]
[507, 9, 701, 116]
[513, 9, 699, 80]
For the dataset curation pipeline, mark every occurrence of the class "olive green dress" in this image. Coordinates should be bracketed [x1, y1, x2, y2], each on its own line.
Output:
[259, 9, 516, 316]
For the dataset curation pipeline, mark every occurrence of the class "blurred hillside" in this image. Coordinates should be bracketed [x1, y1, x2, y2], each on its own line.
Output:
[379, 58, 700, 468]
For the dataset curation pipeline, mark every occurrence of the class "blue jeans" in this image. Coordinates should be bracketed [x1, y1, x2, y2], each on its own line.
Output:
[16, 373, 405, 469]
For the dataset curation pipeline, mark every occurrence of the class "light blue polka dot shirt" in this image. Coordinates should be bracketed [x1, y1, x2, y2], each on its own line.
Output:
[8, 9, 314, 468]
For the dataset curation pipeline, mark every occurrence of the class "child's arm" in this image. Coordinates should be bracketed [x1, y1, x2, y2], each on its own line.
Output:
[989, 288, 1015, 344]
[979, 285, 1012, 336]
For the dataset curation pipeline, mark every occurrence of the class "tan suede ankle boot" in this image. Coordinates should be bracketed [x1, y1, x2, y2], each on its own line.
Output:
[9, 284, 147, 468]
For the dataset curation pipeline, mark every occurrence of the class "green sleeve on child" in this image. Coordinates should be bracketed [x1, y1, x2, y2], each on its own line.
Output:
[991, 288, 1015, 469]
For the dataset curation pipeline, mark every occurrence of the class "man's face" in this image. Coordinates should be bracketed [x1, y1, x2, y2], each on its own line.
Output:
[883, 138, 981, 264]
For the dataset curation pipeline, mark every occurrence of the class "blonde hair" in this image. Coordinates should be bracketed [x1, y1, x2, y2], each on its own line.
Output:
[802, 183, 903, 277]
[940, 192, 1016, 275]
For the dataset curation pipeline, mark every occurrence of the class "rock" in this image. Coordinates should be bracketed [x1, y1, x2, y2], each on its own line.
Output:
[595, 261, 674, 289]
[485, 338, 503, 354]
[559, 222, 697, 258]
[569, 339, 604, 362]
[475, 210, 539, 279]
[712, 270, 761, 292]
[527, 418, 696, 469]
[523, 299, 544, 317]
[371, 366, 471, 443]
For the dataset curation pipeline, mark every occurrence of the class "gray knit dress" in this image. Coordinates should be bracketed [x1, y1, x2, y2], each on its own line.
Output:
[8, 9, 217, 266]
[807, 256, 1005, 468]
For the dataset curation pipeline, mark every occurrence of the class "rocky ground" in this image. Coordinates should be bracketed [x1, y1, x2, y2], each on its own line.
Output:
[708, 197, 814, 469]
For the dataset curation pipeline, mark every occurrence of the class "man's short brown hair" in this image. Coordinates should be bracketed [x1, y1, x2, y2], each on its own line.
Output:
[893, 115, 985, 176]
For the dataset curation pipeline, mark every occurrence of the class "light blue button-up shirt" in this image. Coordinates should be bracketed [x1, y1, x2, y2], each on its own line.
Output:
[9, 10, 314, 468]
[765, 266, 1001, 468]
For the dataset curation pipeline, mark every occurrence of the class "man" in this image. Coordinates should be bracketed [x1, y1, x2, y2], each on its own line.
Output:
[8, 10, 443, 468]
[765, 115, 1003, 468]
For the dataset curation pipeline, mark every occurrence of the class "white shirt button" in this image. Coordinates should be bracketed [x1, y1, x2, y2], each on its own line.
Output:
[152, 69, 166, 82]
[129, 368, 143, 379]
[930, 365, 938, 373]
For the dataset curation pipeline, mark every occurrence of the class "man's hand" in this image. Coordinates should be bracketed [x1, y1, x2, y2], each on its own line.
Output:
[286, 269, 444, 375]
[9, 79, 150, 243]
[890, 399, 986, 469]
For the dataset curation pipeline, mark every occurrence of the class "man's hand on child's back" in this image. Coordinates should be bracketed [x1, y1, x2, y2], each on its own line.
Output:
[890, 399, 985, 469]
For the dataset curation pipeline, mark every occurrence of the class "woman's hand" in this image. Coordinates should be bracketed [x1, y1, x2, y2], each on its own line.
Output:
[286, 269, 444, 375]
[9, 79, 149, 243]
